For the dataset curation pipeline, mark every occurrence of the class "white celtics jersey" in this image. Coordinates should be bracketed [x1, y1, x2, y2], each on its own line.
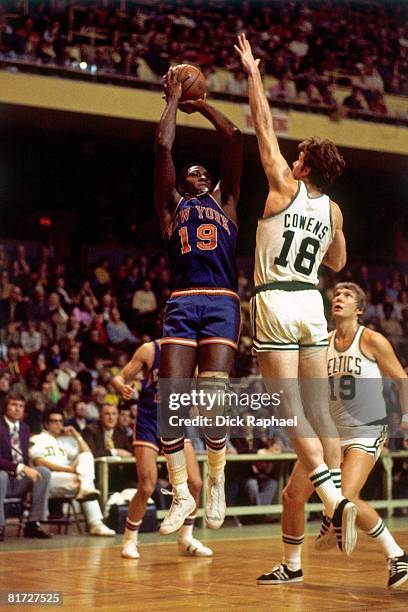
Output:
[327, 326, 387, 428]
[254, 181, 332, 287]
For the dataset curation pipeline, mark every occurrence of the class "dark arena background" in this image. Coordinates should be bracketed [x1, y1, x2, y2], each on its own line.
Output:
[0, 1, 407, 610]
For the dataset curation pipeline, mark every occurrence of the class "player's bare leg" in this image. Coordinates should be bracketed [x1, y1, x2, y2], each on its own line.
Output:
[159, 344, 197, 535]
[321, 449, 407, 588]
[257, 461, 311, 584]
[257, 350, 357, 556]
[198, 343, 236, 529]
[298, 347, 341, 468]
[121, 445, 158, 559]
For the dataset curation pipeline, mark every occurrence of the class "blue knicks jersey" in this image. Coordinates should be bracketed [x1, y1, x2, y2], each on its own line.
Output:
[164, 193, 238, 291]
[138, 341, 160, 412]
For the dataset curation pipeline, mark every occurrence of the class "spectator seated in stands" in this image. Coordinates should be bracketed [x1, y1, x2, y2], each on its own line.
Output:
[0, 285, 29, 332]
[117, 403, 134, 441]
[132, 280, 157, 316]
[342, 86, 369, 112]
[29, 407, 115, 536]
[93, 257, 111, 289]
[84, 385, 107, 420]
[0, 393, 51, 540]
[106, 307, 138, 349]
[225, 69, 248, 96]
[83, 403, 133, 491]
[20, 320, 42, 355]
[25, 396, 48, 435]
[268, 75, 296, 101]
[0, 270, 13, 300]
[83, 403, 132, 459]
[80, 328, 111, 368]
[60, 345, 86, 376]
[369, 91, 388, 115]
[353, 62, 385, 104]
[72, 295, 97, 329]
[64, 399, 95, 433]
[0, 371, 11, 413]
[380, 303, 404, 351]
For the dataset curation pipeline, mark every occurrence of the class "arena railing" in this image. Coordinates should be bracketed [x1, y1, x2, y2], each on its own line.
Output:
[96, 450, 408, 525]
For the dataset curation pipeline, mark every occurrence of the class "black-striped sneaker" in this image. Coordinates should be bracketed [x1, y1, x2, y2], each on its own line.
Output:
[314, 515, 337, 551]
[257, 563, 303, 585]
[331, 498, 357, 556]
[388, 552, 408, 589]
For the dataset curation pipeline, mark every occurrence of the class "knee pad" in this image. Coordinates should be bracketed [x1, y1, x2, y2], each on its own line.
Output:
[196, 375, 230, 418]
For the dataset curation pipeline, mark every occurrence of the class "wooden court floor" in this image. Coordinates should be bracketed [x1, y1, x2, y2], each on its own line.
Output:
[1, 524, 407, 611]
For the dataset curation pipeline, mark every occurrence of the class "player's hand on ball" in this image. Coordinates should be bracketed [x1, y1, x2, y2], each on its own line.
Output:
[163, 67, 182, 101]
[178, 98, 206, 114]
[234, 33, 260, 75]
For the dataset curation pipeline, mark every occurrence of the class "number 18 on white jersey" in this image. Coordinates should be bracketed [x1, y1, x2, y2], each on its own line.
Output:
[254, 181, 333, 288]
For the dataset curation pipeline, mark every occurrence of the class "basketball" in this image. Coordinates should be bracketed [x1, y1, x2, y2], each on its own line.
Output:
[177, 64, 207, 101]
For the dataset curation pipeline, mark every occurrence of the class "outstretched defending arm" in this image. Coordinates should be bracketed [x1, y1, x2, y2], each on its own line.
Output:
[155, 68, 182, 233]
[234, 33, 292, 191]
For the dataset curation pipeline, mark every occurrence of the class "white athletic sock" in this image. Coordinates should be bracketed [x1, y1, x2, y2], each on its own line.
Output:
[124, 518, 142, 545]
[330, 468, 342, 490]
[367, 519, 404, 559]
[205, 436, 226, 479]
[309, 464, 343, 518]
[282, 533, 304, 572]
[161, 437, 188, 487]
[178, 515, 196, 542]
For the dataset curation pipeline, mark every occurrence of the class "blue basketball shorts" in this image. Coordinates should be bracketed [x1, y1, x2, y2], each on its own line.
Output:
[132, 408, 193, 451]
[133, 408, 160, 451]
[162, 288, 241, 350]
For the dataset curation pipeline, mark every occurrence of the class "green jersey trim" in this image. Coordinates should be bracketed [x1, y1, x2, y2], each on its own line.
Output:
[254, 281, 317, 294]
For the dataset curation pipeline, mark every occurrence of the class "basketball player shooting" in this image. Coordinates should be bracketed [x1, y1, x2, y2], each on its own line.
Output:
[234, 32, 358, 570]
[155, 66, 243, 535]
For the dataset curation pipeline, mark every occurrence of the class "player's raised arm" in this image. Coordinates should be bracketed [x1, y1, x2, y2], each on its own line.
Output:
[234, 33, 292, 192]
[155, 68, 182, 233]
[322, 202, 347, 272]
[112, 342, 154, 400]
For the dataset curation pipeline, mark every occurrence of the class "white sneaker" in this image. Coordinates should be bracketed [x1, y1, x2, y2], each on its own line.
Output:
[205, 474, 225, 529]
[159, 486, 196, 536]
[89, 522, 116, 537]
[76, 488, 100, 502]
[178, 537, 213, 557]
[121, 540, 140, 559]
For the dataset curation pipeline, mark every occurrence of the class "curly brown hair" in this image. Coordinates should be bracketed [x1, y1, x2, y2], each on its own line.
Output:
[298, 137, 345, 192]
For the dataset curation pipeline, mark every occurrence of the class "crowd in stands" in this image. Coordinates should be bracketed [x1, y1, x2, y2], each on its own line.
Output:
[0, 240, 407, 514]
[0, 1, 406, 120]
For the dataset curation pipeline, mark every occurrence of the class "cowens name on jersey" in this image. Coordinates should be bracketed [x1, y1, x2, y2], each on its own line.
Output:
[284, 213, 329, 241]
[166, 204, 231, 239]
